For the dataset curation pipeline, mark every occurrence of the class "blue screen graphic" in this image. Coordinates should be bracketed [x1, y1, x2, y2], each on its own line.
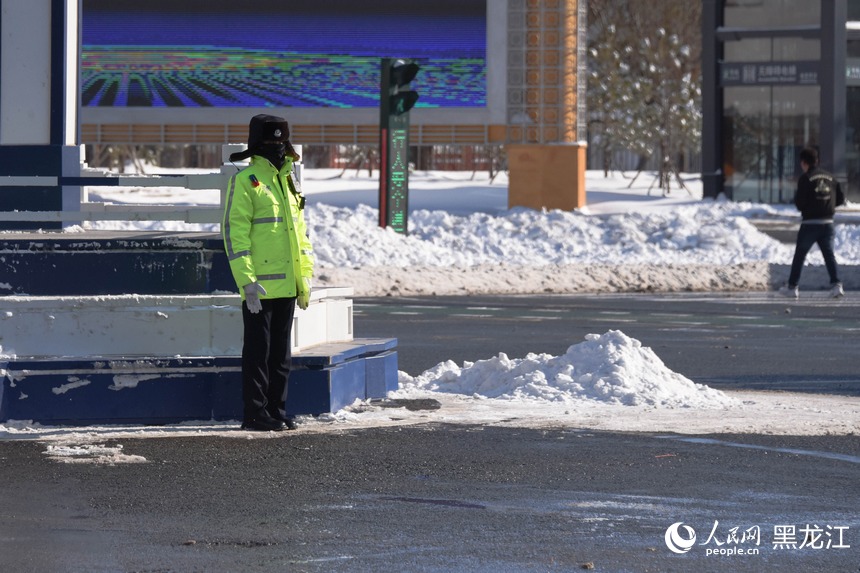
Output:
[81, 0, 487, 108]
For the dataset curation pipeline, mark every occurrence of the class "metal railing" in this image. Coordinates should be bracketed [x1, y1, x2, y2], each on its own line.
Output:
[0, 145, 255, 227]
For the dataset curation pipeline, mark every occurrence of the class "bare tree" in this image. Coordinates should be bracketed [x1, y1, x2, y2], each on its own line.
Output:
[336, 145, 378, 178]
[588, 0, 702, 194]
[89, 144, 158, 173]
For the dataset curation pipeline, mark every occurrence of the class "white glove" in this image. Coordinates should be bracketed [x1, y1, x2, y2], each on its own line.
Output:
[297, 277, 311, 310]
[243, 282, 267, 314]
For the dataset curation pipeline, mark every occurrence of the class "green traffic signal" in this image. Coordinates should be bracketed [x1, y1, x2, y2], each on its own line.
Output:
[391, 91, 420, 115]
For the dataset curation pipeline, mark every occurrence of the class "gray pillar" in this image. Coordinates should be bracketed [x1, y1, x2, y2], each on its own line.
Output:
[701, 0, 722, 199]
[821, 0, 847, 178]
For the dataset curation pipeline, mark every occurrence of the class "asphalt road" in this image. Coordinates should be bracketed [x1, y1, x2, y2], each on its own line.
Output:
[1, 292, 859, 573]
[1, 426, 859, 573]
[353, 292, 860, 396]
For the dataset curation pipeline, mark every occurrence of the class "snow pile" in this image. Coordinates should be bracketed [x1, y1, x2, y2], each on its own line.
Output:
[397, 330, 737, 409]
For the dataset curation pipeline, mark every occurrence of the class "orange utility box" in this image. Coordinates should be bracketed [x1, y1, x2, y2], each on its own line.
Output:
[507, 143, 587, 211]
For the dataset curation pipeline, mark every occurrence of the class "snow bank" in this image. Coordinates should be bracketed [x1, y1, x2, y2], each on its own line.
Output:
[82, 169, 860, 296]
[314, 262, 771, 297]
[307, 201, 796, 268]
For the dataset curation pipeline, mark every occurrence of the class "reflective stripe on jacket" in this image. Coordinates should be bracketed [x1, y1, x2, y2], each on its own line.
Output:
[222, 156, 314, 300]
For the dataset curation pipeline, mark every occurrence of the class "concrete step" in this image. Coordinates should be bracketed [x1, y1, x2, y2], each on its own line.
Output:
[0, 339, 398, 425]
[0, 289, 354, 357]
[0, 288, 398, 426]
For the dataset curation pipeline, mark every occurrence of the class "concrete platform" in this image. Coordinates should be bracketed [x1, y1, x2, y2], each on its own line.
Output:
[0, 288, 398, 425]
[0, 339, 398, 425]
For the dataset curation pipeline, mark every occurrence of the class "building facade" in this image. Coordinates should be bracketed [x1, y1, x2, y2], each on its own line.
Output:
[80, 0, 588, 149]
[702, 0, 860, 203]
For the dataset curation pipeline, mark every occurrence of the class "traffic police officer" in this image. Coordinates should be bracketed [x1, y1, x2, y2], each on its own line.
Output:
[223, 114, 314, 431]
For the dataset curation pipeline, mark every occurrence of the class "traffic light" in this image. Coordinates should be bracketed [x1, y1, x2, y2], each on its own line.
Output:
[379, 58, 420, 234]
[387, 59, 420, 115]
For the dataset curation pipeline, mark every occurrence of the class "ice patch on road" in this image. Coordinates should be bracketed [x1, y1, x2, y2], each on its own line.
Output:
[43, 443, 147, 465]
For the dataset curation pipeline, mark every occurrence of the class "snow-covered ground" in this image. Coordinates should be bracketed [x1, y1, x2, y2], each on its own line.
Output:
[2, 168, 858, 447]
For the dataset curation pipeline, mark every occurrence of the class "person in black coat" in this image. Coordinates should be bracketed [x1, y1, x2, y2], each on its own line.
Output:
[780, 147, 845, 299]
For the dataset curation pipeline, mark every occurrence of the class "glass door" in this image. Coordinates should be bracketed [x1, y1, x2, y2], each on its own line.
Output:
[722, 85, 820, 203]
[845, 86, 860, 202]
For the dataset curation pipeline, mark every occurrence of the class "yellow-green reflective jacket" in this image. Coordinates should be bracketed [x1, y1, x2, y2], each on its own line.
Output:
[222, 156, 314, 301]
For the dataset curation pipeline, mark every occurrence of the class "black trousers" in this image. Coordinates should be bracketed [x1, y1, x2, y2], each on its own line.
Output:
[241, 297, 296, 422]
[787, 222, 840, 287]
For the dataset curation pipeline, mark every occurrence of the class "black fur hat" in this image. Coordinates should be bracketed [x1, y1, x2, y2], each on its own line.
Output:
[230, 114, 298, 162]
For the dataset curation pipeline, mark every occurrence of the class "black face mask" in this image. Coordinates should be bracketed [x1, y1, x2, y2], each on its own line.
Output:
[257, 143, 287, 169]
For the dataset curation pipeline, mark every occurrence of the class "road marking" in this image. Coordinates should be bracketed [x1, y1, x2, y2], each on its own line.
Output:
[650, 312, 694, 318]
[658, 436, 860, 465]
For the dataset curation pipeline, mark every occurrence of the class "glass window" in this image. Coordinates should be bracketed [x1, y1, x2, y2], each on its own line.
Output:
[723, 85, 820, 203]
[724, 37, 820, 62]
[849, 0, 860, 22]
[724, 0, 821, 28]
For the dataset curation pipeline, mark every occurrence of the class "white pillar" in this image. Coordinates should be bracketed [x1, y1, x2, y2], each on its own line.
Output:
[0, 0, 81, 229]
[1, 0, 78, 145]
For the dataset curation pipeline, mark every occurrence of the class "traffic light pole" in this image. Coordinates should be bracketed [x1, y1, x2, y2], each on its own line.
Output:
[378, 58, 418, 234]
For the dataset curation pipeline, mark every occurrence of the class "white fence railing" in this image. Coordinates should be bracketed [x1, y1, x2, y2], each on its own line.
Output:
[0, 144, 283, 226]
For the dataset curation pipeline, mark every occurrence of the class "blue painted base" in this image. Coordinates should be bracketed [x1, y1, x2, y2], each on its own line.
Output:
[0, 231, 234, 295]
[0, 145, 65, 231]
[0, 339, 398, 426]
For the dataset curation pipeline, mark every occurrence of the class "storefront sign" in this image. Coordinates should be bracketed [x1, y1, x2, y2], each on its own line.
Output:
[719, 61, 819, 86]
[846, 59, 860, 85]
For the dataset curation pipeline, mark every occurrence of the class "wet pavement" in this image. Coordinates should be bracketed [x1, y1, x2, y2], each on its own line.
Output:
[1, 424, 859, 572]
[2, 292, 859, 572]
[353, 292, 860, 397]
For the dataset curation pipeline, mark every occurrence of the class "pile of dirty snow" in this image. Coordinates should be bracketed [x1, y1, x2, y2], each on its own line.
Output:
[396, 330, 737, 409]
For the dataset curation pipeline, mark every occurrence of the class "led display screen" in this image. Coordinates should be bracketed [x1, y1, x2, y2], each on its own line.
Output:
[81, 0, 487, 109]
